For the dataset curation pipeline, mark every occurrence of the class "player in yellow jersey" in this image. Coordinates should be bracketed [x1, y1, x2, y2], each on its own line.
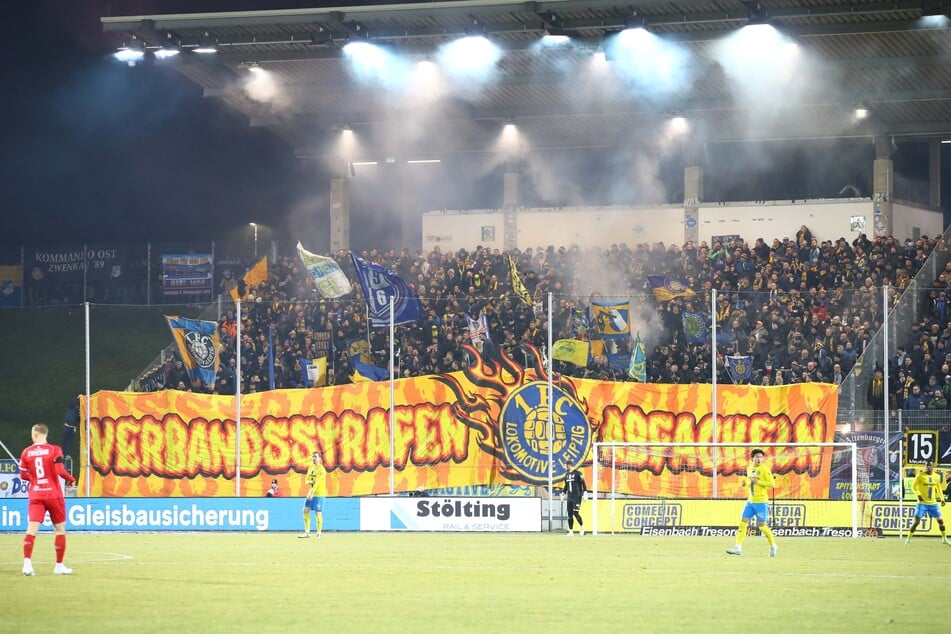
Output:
[904, 460, 950, 545]
[727, 448, 778, 557]
[299, 451, 327, 539]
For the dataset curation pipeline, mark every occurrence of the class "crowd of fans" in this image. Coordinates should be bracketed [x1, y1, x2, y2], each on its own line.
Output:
[144, 227, 951, 415]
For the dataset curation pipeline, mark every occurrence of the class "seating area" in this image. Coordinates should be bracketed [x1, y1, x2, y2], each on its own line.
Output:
[148, 231, 951, 415]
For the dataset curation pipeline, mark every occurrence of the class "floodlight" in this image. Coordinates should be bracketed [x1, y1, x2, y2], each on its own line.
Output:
[668, 115, 688, 134]
[114, 39, 145, 64]
[193, 33, 218, 54]
[155, 34, 181, 59]
[540, 31, 570, 46]
[155, 46, 180, 59]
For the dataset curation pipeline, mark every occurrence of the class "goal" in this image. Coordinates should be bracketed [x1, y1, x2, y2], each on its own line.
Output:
[590, 442, 859, 537]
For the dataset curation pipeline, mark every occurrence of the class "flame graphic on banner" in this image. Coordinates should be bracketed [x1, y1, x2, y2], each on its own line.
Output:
[436, 344, 595, 483]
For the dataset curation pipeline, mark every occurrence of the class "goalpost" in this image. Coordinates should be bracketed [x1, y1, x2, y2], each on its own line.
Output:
[591, 441, 859, 537]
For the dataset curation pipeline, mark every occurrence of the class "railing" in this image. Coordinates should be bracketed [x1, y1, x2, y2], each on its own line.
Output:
[837, 229, 951, 423]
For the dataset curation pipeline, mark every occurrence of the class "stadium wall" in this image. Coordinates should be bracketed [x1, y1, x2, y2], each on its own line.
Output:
[892, 201, 945, 241]
[1, 497, 936, 536]
[422, 199, 943, 253]
[585, 499, 936, 538]
[0, 497, 541, 533]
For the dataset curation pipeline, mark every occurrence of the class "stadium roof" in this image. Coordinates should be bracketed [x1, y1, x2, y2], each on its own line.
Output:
[101, 0, 951, 161]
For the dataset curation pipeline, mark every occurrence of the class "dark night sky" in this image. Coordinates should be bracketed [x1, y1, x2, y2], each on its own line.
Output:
[0, 1, 307, 249]
[0, 1, 947, 253]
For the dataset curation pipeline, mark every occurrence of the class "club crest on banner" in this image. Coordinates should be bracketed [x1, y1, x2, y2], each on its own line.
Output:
[185, 330, 217, 370]
[436, 344, 592, 483]
[499, 382, 590, 481]
[165, 316, 220, 388]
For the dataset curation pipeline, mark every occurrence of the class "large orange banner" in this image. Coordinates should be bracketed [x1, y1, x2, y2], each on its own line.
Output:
[79, 348, 838, 497]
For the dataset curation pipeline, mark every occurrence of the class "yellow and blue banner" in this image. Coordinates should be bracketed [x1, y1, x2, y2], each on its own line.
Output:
[590, 301, 630, 338]
[647, 276, 696, 302]
[165, 316, 220, 388]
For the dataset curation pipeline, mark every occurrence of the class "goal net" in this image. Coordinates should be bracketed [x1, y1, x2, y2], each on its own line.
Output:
[591, 442, 858, 537]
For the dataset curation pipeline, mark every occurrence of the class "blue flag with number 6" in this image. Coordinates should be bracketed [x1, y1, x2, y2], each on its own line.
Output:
[350, 252, 423, 327]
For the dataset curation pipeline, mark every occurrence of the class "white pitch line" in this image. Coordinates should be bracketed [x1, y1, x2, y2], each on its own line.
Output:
[68, 558, 946, 581]
[0, 551, 132, 566]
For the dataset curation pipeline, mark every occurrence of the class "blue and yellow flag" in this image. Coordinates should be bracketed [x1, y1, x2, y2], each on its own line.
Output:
[682, 311, 708, 344]
[165, 316, 220, 388]
[569, 308, 589, 337]
[350, 356, 389, 382]
[551, 339, 590, 367]
[350, 252, 423, 327]
[299, 357, 328, 387]
[590, 301, 630, 338]
[725, 355, 754, 384]
[628, 333, 647, 382]
[647, 276, 696, 302]
[716, 330, 738, 344]
[506, 255, 533, 307]
[230, 256, 269, 300]
[297, 242, 352, 298]
[0, 265, 22, 307]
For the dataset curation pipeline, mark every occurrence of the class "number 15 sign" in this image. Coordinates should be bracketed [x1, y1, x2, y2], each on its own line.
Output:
[904, 430, 947, 465]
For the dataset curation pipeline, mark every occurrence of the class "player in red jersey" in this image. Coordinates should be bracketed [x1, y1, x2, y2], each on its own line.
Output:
[19, 423, 76, 576]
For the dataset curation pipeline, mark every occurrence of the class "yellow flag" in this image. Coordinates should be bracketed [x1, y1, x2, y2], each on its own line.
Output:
[590, 340, 605, 359]
[507, 255, 533, 306]
[551, 339, 590, 367]
[230, 256, 269, 300]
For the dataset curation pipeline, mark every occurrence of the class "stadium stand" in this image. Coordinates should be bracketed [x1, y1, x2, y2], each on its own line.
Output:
[126, 231, 951, 433]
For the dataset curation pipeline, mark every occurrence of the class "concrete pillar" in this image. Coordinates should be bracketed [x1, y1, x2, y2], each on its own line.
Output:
[683, 166, 702, 245]
[503, 171, 520, 251]
[929, 140, 942, 209]
[872, 136, 893, 238]
[329, 176, 350, 253]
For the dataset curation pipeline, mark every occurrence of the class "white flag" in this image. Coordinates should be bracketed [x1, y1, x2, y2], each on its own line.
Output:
[297, 242, 352, 298]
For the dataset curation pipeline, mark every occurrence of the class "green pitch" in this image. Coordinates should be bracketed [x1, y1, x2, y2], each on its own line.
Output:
[3, 532, 947, 632]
